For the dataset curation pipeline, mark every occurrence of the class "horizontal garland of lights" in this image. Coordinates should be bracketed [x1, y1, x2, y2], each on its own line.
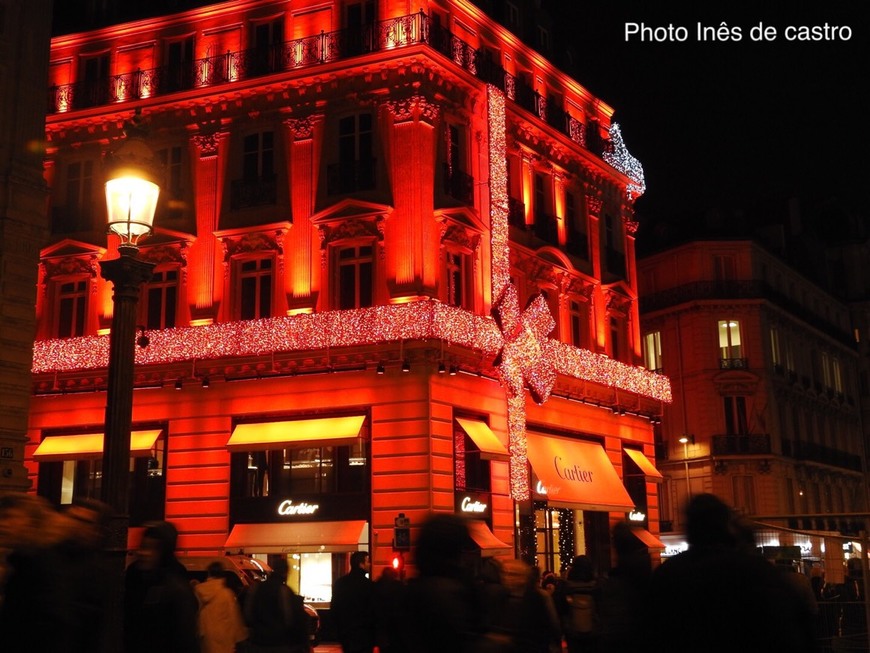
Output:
[31, 300, 671, 402]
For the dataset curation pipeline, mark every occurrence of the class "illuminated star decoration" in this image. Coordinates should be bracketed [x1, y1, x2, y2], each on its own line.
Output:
[492, 283, 556, 500]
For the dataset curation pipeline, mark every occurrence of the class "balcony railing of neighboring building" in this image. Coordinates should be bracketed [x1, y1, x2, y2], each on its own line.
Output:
[781, 438, 863, 472]
[326, 159, 377, 196]
[719, 357, 749, 370]
[508, 197, 526, 230]
[46, 12, 604, 159]
[442, 164, 474, 205]
[711, 434, 772, 456]
[639, 280, 854, 348]
[230, 175, 278, 210]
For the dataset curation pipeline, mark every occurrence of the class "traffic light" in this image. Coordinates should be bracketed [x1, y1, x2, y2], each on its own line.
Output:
[391, 552, 405, 575]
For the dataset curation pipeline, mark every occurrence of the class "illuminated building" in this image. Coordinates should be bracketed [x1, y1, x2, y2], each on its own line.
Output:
[28, 0, 669, 606]
[639, 238, 866, 579]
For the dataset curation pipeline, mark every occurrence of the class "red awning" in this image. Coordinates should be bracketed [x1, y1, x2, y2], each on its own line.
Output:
[466, 520, 512, 557]
[527, 433, 635, 511]
[631, 527, 666, 549]
[456, 418, 510, 461]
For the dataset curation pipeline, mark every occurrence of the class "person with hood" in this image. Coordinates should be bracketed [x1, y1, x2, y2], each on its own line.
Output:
[195, 561, 248, 653]
[124, 520, 200, 653]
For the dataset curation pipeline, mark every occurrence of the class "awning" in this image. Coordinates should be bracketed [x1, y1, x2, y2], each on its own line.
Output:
[224, 520, 368, 554]
[526, 433, 635, 511]
[631, 527, 666, 549]
[466, 520, 512, 557]
[455, 418, 510, 461]
[227, 415, 366, 451]
[33, 430, 162, 462]
[624, 448, 664, 482]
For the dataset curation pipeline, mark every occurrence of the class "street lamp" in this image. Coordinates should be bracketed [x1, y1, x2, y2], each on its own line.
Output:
[678, 435, 694, 503]
[99, 118, 160, 648]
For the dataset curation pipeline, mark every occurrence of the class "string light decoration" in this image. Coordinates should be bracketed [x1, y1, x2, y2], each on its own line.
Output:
[604, 123, 646, 200]
[492, 283, 556, 500]
[32, 85, 671, 502]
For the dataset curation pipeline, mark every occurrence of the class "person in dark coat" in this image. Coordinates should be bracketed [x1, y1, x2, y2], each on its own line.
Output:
[331, 550, 376, 653]
[244, 558, 309, 653]
[0, 493, 72, 652]
[374, 566, 410, 653]
[124, 520, 200, 653]
[404, 514, 481, 653]
[647, 493, 815, 653]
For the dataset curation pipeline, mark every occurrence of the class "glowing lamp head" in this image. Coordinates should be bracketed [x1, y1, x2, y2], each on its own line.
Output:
[104, 123, 161, 249]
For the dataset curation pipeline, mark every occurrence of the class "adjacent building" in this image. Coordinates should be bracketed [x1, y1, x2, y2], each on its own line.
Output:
[639, 238, 867, 581]
[27, 0, 669, 609]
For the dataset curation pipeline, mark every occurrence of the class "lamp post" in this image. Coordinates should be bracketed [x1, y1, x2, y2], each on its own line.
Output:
[678, 435, 694, 503]
[99, 119, 160, 649]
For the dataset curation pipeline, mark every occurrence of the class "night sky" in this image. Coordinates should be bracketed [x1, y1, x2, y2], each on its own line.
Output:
[555, 1, 867, 250]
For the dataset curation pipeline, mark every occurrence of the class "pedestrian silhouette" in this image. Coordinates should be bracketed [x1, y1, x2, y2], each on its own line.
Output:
[244, 557, 309, 653]
[195, 560, 248, 653]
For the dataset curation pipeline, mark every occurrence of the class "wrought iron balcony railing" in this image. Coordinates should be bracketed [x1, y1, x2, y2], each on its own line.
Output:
[781, 438, 863, 472]
[507, 197, 527, 230]
[711, 434, 772, 455]
[326, 159, 377, 195]
[532, 213, 558, 244]
[719, 357, 749, 370]
[47, 12, 602, 157]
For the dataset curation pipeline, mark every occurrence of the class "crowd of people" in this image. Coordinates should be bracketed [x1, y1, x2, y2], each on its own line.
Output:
[1, 491, 862, 652]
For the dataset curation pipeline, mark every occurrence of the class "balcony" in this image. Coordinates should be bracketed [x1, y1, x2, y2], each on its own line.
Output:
[326, 159, 376, 195]
[719, 357, 749, 370]
[230, 176, 277, 210]
[712, 434, 771, 455]
[507, 197, 526, 230]
[442, 164, 474, 205]
[781, 438, 863, 472]
[46, 12, 602, 160]
[532, 213, 558, 245]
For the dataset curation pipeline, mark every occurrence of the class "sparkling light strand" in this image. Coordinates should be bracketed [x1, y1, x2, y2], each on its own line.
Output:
[604, 123, 645, 200]
[487, 85, 510, 301]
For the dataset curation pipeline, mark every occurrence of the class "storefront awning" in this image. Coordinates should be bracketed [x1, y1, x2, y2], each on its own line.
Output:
[227, 415, 366, 451]
[466, 520, 512, 557]
[33, 430, 162, 462]
[631, 527, 666, 549]
[224, 520, 368, 554]
[455, 418, 510, 461]
[624, 448, 663, 482]
[527, 433, 635, 511]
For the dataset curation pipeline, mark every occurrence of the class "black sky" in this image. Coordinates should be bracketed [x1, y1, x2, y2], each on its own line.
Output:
[556, 1, 867, 241]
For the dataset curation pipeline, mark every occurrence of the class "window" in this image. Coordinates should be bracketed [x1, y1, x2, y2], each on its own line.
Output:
[251, 17, 284, 74]
[63, 160, 94, 230]
[454, 419, 491, 492]
[718, 319, 743, 364]
[164, 37, 194, 92]
[56, 279, 88, 338]
[610, 317, 622, 362]
[732, 475, 756, 514]
[157, 146, 184, 198]
[770, 327, 781, 370]
[336, 244, 373, 309]
[243, 131, 274, 180]
[143, 269, 179, 330]
[564, 191, 588, 259]
[832, 358, 843, 393]
[36, 432, 165, 526]
[643, 331, 662, 372]
[713, 255, 736, 282]
[237, 257, 273, 320]
[568, 300, 587, 349]
[443, 123, 473, 204]
[445, 249, 470, 309]
[233, 441, 369, 498]
[724, 396, 749, 435]
[329, 114, 375, 194]
[77, 53, 109, 108]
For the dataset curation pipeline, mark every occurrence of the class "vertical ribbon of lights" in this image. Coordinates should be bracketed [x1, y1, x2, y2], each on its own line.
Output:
[487, 85, 559, 501]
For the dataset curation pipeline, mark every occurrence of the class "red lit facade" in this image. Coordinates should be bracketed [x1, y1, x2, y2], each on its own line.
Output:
[29, 0, 669, 604]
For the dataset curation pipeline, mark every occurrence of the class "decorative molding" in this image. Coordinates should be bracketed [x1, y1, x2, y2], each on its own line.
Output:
[284, 115, 318, 140]
[191, 131, 222, 157]
[42, 255, 100, 281]
[384, 94, 440, 125]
